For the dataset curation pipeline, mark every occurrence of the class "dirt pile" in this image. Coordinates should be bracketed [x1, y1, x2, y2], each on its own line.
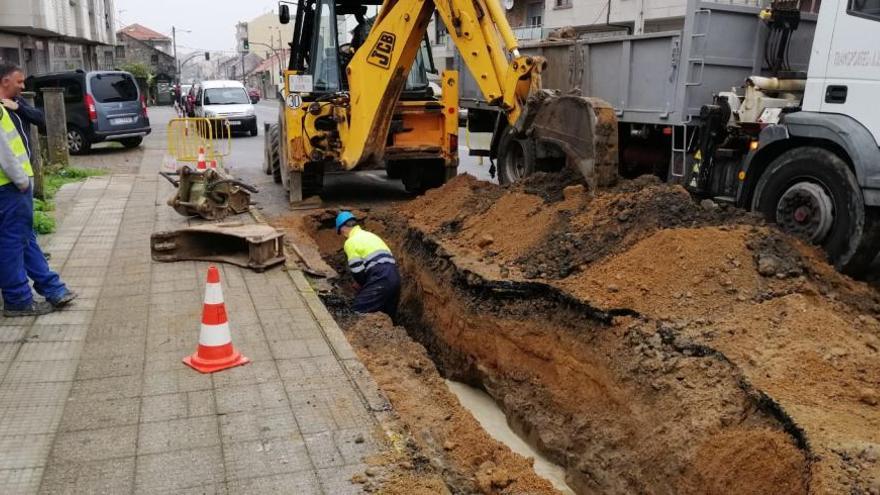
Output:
[380, 173, 880, 494]
[347, 313, 561, 494]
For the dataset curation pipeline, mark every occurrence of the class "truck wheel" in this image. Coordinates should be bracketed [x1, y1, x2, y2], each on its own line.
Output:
[752, 146, 880, 275]
[265, 124, 280, 175]
[497, 132, 535, 185]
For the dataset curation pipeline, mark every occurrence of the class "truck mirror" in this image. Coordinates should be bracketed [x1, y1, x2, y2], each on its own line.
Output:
[279, 4, 290, 24]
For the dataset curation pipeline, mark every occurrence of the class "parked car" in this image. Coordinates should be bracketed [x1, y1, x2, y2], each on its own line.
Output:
[193, 80, 258, 136]
[26, 70, 151, 154]
[247, 88, 261, 104]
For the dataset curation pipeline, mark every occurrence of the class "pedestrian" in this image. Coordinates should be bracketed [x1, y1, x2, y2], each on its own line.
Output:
[0, 62, 76, 317]
[336, 211, 401, 318]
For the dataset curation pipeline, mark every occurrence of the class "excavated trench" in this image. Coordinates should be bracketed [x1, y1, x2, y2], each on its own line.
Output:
[291, 173, 880, 495]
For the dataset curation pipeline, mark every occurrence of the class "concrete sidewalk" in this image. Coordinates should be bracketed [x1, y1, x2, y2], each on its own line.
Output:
[0, 167, 385, 493]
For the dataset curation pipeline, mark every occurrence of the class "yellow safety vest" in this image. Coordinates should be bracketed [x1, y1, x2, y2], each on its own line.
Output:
[344, 226, 396, 276]
[0, 104, 34, 187]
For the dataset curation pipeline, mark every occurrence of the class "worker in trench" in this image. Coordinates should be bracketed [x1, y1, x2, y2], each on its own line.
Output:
[335, 211, 401, 318]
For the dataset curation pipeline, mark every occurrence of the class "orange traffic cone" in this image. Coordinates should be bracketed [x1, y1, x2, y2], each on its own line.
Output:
[196, 147, 207, 170]
[183, 266, 249, 373]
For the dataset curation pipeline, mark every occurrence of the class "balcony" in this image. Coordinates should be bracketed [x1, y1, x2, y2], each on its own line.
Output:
[512, 25, 543, 40]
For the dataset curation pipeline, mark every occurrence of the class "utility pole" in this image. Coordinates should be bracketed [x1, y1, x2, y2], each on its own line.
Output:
[172, 26, 178, 83]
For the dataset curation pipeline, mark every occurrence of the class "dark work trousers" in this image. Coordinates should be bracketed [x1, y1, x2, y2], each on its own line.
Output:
[353, 262, 401, 319]
[0, 182, 67, 310]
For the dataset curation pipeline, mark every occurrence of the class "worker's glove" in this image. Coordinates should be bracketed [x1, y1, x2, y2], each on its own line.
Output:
[1, 98, 19, 111]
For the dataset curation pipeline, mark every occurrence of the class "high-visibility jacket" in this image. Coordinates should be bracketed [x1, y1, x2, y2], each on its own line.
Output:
[343, 225, 396, 285]
[0, 104, 33, 187]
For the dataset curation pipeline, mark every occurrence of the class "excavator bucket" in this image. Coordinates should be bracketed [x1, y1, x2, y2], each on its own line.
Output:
[520, 91, 619, 190]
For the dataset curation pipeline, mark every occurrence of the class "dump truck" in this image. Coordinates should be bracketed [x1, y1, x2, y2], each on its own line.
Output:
[462, 0, 880, 275]
[265, 0, 618, 203]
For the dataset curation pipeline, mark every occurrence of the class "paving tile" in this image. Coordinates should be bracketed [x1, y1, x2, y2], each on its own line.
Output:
[303, 430, 345, 469]
[0, 326, 29, 342]
[218, 408, 303, 444]
[68, 374, 141, 401]
[135, 447, 224, 494]
[59, 397, 140, 432]
[215, 382, 288, 415]
[73, 352, 144, 380]
[137, 416, 220, 455]
[0, 382, 72, 406]
[317, 464, 369, 495]
[26, 324, 89, 342]
[210, 361, 280, 389]
[222, 437, 313, 480]
[140, 392, 187, 423]
[226, 471, 323, 495]
[51, 425, 137, 463]
[267, 339, 312, 360]
[0, 404, 64, 436]
[0, 433, 54, 469]
[141, 368, 212, 396]
[16, 341, 84, 361]
[2, 359, 78, 383]
[38, 456, 135, 495]
[0, 466, 44, 495]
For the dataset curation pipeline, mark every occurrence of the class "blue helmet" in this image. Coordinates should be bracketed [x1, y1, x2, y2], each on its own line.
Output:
[335, 211, 356, 233]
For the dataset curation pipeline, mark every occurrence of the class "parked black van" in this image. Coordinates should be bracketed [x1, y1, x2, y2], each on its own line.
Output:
[26, 70, 151, 154]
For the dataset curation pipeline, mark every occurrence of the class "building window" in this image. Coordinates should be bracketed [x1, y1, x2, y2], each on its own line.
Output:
[527, 2, 543, 26]
[555, 0, 571, 8]
[115, 45, 125, 58]
[151, 54, 159, 64]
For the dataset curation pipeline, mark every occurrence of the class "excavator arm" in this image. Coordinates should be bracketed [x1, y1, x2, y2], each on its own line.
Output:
[341, 0, 619, 188]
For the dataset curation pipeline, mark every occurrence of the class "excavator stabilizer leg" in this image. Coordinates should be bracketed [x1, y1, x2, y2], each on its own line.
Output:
[520, 91, 619, 191]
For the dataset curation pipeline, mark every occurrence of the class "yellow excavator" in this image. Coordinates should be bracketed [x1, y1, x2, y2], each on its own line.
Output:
[266, 0, 617, 202]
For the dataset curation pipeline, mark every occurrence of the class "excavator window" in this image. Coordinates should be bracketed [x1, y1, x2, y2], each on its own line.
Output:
[293, 0, 433, 97]
[312, 0, 342, 92]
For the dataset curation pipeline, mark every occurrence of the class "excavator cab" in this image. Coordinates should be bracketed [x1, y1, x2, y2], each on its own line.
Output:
[275, 0, 459, 202]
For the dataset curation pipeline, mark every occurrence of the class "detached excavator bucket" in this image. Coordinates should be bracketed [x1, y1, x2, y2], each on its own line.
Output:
[520, 91, 619, 190]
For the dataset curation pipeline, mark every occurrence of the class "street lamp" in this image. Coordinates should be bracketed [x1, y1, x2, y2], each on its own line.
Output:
[172, 26, 192, 83]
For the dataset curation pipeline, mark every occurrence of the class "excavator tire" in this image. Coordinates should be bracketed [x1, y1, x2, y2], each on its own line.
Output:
[521, 92, 619, 191]
[264, 124, 280, 176]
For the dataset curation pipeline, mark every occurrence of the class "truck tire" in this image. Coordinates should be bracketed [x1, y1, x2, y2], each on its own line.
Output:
[265, 124, 280, 176]
[497, 132, 535, 185]
[752, 146, 880, 275]
[287, 163, 324, 203]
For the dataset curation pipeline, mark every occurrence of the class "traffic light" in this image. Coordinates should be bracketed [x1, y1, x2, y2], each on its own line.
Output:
[242, 38, 249, 52]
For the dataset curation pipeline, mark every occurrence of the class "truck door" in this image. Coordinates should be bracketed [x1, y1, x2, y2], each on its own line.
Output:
[819, 0, 880, 144]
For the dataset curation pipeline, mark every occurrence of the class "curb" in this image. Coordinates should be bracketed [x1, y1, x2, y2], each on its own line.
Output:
[248, 206, 390, 417]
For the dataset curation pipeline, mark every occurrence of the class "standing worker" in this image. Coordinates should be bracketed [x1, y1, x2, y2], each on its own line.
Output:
[0, 63, 76, 317]
[336, 211, 401, 318]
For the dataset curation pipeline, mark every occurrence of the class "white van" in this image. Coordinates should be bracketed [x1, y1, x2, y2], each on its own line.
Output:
[193, 80, 258, 136]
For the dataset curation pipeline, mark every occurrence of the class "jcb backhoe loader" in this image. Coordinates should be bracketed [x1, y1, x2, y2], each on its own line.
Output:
[266, 0, 617, 203]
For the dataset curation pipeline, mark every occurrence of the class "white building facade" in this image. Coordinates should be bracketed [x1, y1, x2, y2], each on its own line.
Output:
[0, 0, 117, 75]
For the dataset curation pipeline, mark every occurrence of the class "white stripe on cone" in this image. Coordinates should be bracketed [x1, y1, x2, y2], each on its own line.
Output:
[204, 282, 223, 305]
[199, 321, 232, 347]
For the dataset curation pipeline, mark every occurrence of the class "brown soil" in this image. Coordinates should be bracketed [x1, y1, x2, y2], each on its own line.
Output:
[380, 173, 880, 494]
[347, 313, 561, 494]
[293, 172, 880, 495]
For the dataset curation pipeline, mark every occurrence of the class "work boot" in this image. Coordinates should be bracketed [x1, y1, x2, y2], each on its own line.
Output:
[49, 290, 78, 308]
[3, 301, 55, 317]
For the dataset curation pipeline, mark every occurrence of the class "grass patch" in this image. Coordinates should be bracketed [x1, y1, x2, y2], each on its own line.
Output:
[34, 165, 106, 234]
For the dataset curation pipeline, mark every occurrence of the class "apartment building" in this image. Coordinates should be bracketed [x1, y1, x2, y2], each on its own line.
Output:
[0, 0, 117, 75]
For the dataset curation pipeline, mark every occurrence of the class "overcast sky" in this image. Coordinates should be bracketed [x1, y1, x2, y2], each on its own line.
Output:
[115, 0, 281, 55]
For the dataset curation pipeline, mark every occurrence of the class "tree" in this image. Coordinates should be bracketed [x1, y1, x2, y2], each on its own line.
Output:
[119, 62, 152, 79]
